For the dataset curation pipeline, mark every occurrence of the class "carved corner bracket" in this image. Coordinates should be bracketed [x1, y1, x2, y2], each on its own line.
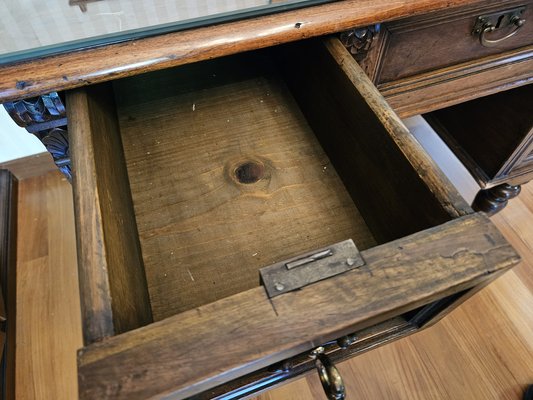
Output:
[3, 92, 71, 181]
[339, 25, 379, 61]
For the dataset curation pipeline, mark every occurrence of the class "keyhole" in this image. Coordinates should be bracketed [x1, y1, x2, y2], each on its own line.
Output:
[496, 15, 504, 28]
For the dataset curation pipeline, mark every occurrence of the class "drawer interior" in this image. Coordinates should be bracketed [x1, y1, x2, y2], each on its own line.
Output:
[69, 37, 473, 341]
[114, 55, 377, 320]
[107, 43, 457, 321]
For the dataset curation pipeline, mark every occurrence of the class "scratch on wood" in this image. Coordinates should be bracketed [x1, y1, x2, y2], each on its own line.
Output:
[269, 297, 279, 317]
[187, 269, 195, 282]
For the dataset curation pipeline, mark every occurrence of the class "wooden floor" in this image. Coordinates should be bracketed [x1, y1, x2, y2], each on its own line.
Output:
[14, 171, 533, 399]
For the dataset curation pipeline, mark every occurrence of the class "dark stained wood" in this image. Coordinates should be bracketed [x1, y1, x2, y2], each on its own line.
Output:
[77, 213, 520, 400]
[114, 54, 376, 320]
[0, 0, 506, 103]
[472, 183, 522, 215]
[424, 83, 533, 187]
[375, 0, 533, 83]
[279, 37, 471, 243]
[67, 85, 152, 345]
[2, 92, 66, 133]
[196, 317, 417, 400]
[339, 26, 378, 61]
[380, 45, 533, 118]
[0, 170, 17, 400]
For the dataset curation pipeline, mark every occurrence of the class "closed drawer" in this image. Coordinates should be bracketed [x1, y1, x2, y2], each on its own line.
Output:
[358, 1, 533, 117]
[424, 83, 533, 188]
[376, 0, 533, 83]
[67, 37, 520, 400]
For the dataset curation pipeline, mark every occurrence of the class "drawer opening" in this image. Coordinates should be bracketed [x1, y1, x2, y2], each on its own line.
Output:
[106, 38, 463, 322]
[69, 39, 522, 399]
[423, 84, 533, 186]
[69, 37, 473, 346]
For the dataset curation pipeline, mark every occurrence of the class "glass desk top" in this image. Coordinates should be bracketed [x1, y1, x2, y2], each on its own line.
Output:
[1, 0, 333, 64]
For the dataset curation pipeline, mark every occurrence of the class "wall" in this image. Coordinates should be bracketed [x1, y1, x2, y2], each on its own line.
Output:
[0, 107, 45, 163]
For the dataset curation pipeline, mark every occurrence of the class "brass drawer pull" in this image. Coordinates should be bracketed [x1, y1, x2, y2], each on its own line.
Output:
[472, 7, 526, 48]
[312, 347, 346, 400]
[480, 16, 525, 47]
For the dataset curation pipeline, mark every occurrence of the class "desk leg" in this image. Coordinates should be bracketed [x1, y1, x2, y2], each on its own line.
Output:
[472, 183, 522, 215]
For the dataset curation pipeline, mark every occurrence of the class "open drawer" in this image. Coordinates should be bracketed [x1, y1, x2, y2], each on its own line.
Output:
[67, 37, 520, 400]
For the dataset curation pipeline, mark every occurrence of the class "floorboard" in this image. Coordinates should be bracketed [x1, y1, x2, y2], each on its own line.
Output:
[258, 181, 533, 400]
[12, 171, 533, 400]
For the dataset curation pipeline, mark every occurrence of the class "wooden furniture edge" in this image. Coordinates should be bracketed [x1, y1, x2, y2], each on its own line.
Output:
[0, 0, 497, 103]
[67, 85, 152, 345]
[380, 46, 533, 118]
[199, 317, 417, 399]
[321, 37, 473, 218]
[77, 213, 520, 400]
[0, 170, 17, 400]
[0, 153, 56, 181]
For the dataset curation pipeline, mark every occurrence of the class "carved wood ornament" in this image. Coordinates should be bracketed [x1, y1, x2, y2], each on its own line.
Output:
[339, 26, 379, 61]
[3, 93, 71, 181]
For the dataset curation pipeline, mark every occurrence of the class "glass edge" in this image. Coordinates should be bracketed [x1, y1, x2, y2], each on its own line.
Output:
[0, 0, 334, 66]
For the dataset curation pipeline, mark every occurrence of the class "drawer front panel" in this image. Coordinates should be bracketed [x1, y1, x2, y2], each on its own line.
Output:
[377, 1, 533, 84]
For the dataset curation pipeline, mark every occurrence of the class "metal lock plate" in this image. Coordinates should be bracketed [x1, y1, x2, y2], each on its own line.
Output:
[260, 239, 364, 298]
[472, 6, 526, 35]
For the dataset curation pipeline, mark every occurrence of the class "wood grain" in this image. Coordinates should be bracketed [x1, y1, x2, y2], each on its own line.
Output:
[12, 173, 533, 400]
[0, 153, 56, 180]
[0, 170, 17, 400]
[0, 0, 502, 103]
[115, 53, 375, 320]
[77, 213, 519, 400]
[280, 37, 471, 243]
[381, 46, 533, 118]
[375, 0, 533, 83]
[258, 182, 533, 400]
[67, 85, 152, 344]
[15, 171, 82, 400]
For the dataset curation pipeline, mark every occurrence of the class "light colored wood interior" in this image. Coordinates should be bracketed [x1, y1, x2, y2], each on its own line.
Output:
[15, 171, 82, 400]
[113, 56, 376, 320]
[13, 172, 533, 400]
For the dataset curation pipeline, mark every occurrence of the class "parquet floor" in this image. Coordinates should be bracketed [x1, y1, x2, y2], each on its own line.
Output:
[14, 171, 533, 399]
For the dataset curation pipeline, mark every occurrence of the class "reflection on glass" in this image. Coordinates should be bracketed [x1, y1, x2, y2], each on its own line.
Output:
[1, 0, 332, 64]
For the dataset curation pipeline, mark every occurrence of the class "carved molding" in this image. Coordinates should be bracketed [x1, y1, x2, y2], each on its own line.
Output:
[3, 92, 66, 133]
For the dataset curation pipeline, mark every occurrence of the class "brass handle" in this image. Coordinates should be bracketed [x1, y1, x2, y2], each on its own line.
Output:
[313, 349, 346, 400]
[479, 16, 525, 47]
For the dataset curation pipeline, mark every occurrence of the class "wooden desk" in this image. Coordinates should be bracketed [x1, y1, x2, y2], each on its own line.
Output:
[0, 1, 530, 399]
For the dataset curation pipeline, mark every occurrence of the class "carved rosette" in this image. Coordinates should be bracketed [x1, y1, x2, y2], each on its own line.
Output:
[41, 128, 72, 181]
[339, 26, 378, 61]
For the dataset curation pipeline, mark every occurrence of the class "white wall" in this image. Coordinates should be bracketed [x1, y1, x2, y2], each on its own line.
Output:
[0, 107, 45, 163]
[404, 115, 479, 204]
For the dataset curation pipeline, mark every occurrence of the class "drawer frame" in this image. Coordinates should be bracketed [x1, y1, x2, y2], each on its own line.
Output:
[68, 37, 520, 399]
